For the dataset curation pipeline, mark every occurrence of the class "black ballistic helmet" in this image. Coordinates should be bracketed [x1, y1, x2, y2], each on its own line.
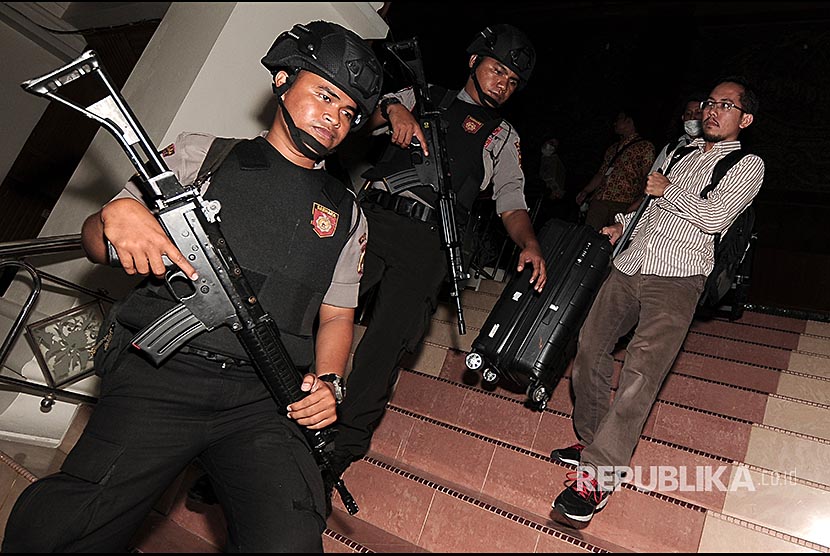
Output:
[261, 21, 383, 129]
[466, 24, 536, 89]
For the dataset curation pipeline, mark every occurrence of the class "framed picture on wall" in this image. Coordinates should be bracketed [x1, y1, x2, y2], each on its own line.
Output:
[25, 301, 106, 388]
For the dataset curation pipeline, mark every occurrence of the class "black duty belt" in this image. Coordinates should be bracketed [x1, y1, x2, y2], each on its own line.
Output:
[362, 188, 436, 223]
[179, 346, 252, 367]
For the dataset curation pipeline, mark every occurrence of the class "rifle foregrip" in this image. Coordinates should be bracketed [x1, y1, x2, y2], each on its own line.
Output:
[239, 320, 360, 514]
[132, 303, 207, 365]
[239, 321, 303, 408]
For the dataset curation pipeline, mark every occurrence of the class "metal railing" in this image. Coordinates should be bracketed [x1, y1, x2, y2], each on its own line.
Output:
[0, 234, 111, 409]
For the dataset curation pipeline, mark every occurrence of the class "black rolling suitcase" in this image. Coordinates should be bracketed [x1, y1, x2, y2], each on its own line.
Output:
[464, 218, 612, 410]
[465, 198, 651, 411]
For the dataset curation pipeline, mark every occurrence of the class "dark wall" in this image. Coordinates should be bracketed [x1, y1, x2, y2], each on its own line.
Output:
[381, 1, 830, 315]
[0, 18, 160, 243]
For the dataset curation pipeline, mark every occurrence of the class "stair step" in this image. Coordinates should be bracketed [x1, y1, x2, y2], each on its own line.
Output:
[326, 507, 427, 553]
[334, 457, 620, 553]
[368, 368, 830, 551]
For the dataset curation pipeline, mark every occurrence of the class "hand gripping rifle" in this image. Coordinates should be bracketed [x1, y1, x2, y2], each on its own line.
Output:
[21, 50, 359, 515]
[383, 38, 469, 335]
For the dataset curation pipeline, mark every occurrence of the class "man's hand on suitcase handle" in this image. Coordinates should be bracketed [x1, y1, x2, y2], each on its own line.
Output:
[646, 170, 670, 197]
[516, 241, 547, 293]
[601, 223, 623, 245]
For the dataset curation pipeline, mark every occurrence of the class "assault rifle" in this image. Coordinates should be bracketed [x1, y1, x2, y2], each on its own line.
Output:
[21, 50, 359, 515]
[383, 38, 469, 335]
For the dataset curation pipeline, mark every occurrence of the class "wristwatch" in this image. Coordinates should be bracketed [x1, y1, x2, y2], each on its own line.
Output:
[379, 96, 402, 121]
[317, 373, 346, 404]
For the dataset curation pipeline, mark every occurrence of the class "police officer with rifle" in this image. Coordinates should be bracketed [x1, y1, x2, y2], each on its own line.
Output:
[325, 24, 548, 504]
[4, 20, 381, 552]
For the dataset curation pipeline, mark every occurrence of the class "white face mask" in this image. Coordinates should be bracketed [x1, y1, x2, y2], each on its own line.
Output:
[684, 119, 702, 137]
[542, 145, 556, 156]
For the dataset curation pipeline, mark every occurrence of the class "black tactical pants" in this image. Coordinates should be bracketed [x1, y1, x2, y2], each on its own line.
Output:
[334, 203, 447, 464]
[2, 350, 326, 553]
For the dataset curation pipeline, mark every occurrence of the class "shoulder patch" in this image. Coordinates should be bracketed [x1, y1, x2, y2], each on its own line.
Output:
[484, 125, 503, 149]
[159, 143, 175, 157]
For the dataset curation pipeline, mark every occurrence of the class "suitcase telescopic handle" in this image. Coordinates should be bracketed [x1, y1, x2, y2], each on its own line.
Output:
[611, 194, 653, 259]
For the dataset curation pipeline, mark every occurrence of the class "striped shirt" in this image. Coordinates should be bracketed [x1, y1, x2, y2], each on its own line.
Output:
[613, 137, 765, 278]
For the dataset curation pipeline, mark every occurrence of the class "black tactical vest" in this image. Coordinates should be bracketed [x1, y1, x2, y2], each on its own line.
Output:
[365, 87, 503, 222]
[116, 137, 355, 368]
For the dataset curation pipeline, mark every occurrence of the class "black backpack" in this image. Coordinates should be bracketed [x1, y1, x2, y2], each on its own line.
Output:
[664, 147, 753, 308]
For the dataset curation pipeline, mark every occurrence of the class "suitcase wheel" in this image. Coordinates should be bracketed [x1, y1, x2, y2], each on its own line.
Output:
[481, 367, 499, 385]
[465, 352, 484, 371]
[528, 384, 550, 411]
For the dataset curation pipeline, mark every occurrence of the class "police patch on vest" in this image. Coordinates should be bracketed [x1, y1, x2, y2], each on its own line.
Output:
[462, 115, 484, 134]
[311, 203, 339, 238]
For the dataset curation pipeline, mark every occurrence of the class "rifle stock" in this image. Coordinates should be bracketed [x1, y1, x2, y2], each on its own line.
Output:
[385, 39, 468, 335]
[22, 49, 359, 515]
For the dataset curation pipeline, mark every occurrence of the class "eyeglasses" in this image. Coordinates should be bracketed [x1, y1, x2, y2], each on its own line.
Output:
[700, 100, 747, 114]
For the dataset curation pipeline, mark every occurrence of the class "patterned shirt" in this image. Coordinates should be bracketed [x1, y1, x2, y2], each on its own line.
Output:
[595, 134, 655, 204]
[614, 138, 764, 278]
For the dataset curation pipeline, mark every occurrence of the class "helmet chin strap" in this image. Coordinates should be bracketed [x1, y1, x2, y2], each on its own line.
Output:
[469, 60, 501, 109]
[275, 79, 334, 161]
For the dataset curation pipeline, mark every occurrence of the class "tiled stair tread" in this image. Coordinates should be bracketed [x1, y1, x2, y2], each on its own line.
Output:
[733, 310, 811, 333]
[326, 507, 429, 553]
[681, 331, 794, 369]
[364, 401, 826, 551]
[689, 318, 804, 348]
[390, 369, 830, 491]
[334, 457, 621, 553]
[433, 299, 828, 385]
[436, 348, 827, 448]
[435, 317, 826, 409]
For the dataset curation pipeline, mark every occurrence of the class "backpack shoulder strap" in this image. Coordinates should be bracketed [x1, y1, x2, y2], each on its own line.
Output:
[700, 149, 747, 199]
[662, 145, 696, 175]
[666, 137, 685, 158]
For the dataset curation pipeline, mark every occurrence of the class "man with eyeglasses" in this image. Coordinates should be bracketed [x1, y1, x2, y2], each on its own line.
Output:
[323, 23, 548, 514]
[550, 76, 764, 529]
